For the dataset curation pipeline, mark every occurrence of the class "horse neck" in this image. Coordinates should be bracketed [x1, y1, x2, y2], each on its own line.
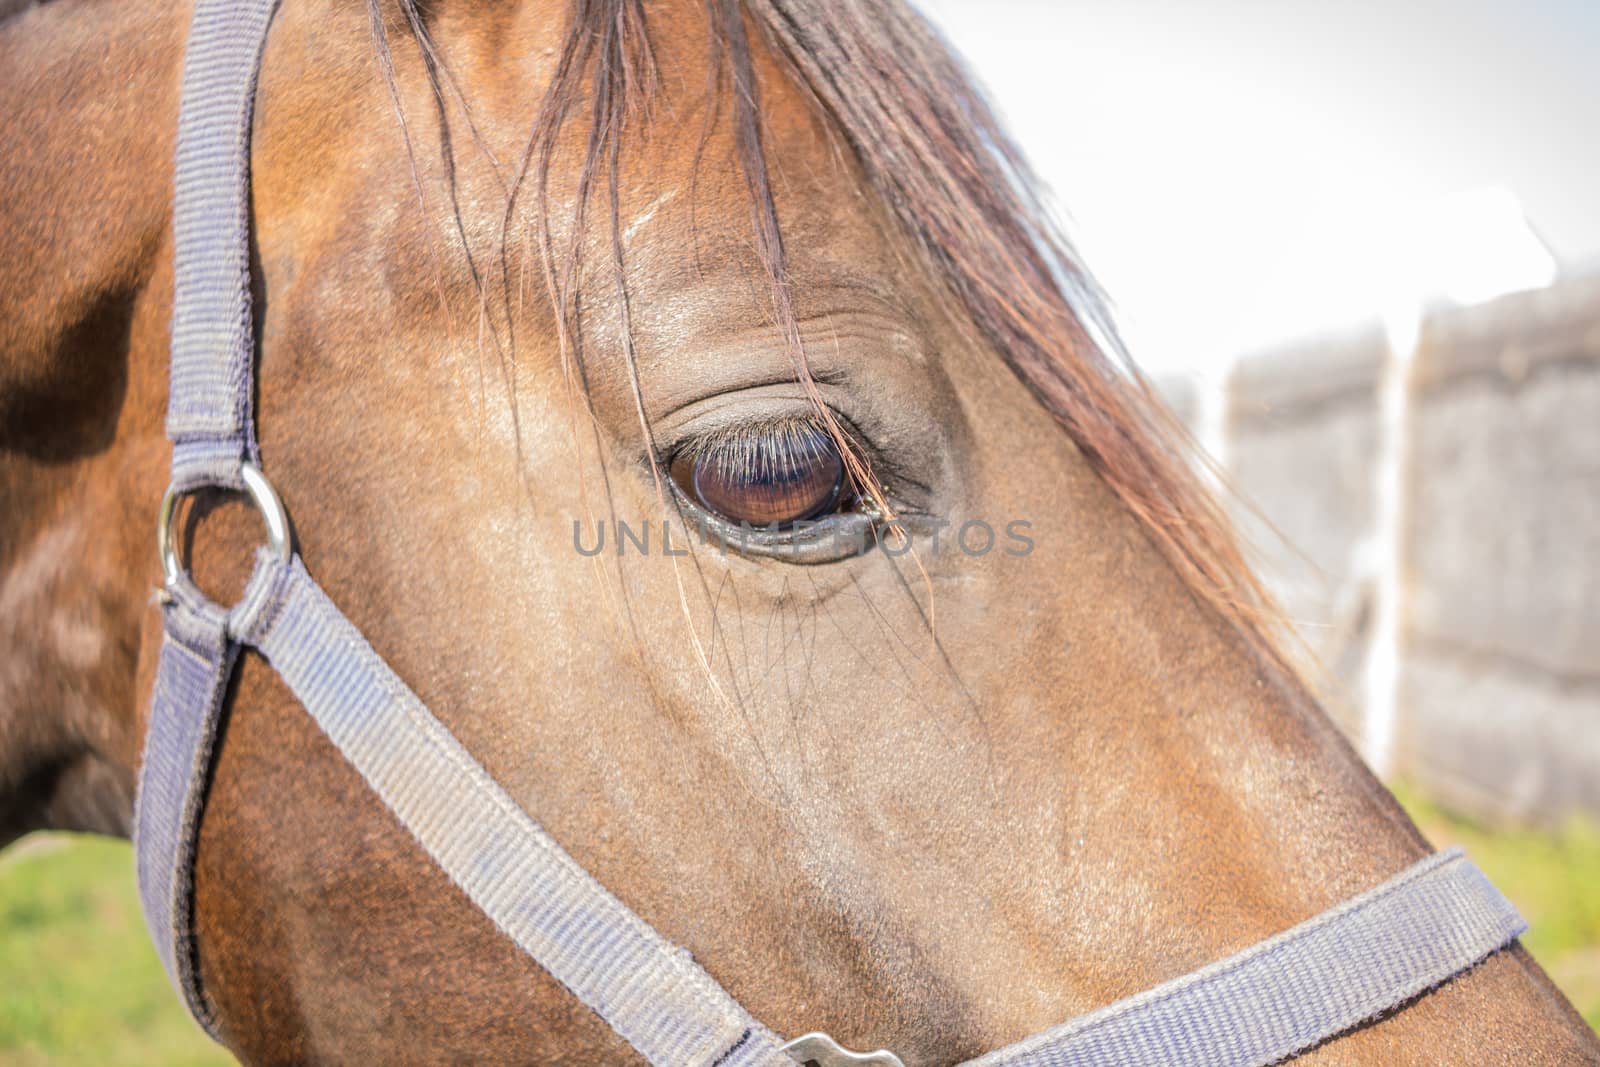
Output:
[0, 2, 186, 842]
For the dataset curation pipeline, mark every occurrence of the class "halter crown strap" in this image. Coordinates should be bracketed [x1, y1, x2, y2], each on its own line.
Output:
[134, 1, 1527, 1064]
[164, 0, 275, 493]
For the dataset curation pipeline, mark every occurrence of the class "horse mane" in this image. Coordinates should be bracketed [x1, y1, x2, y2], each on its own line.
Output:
[375, 0, 1296, 682]
[739, 1, 1293, 667]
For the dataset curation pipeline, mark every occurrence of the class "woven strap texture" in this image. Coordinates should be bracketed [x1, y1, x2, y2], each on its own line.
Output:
[165, 0, 277, 492]
[134, 0, 1527, 1062]
[132, 585, 239, 1036]
[968, 848, 1525, 1067]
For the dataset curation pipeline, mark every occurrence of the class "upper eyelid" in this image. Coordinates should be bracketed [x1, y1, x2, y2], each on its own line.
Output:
[661, 407, 875, 478]
[652, 389, 940, 515]
[669, 412, 838, 462]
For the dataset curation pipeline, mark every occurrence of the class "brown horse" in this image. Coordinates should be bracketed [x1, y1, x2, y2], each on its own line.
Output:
[2, 0, 1596, 1063]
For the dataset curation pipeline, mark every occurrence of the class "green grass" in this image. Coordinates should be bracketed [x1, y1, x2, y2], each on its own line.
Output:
[1, 792, 1596, 1063]
[0, 834, 230, 1067]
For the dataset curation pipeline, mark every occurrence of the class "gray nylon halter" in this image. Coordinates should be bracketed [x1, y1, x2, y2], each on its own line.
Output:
[134, 2, 1528, 1064]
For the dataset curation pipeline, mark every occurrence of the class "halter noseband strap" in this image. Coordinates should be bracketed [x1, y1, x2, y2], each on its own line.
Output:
[134, 2, 1528, 1064]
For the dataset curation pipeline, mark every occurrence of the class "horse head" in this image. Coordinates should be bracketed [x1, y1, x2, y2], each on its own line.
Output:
[2, 0, 1595, 1062]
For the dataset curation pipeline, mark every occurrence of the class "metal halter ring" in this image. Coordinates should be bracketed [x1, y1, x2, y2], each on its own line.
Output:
[158, 461, 291, 590]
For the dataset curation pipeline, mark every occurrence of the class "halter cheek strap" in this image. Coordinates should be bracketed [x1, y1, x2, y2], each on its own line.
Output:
[138, 2, 788, 1061]
[135, 2, 1528, 1065]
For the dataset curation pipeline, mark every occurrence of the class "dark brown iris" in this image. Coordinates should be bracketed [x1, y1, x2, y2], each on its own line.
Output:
[671, 423, 847, 527]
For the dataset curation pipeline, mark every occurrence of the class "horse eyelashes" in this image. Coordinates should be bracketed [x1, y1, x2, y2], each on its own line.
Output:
[668, 417, 853, 528]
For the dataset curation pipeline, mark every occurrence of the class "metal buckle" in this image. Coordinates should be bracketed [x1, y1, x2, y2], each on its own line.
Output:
[158, 461, 291, 591]
[782, 1032, 906, 1067]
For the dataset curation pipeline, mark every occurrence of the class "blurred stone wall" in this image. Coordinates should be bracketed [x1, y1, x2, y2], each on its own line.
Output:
[1225, 326, 1388, 740]
[1170, 274, 1600, 823]
[1398, 278, 1600, 821]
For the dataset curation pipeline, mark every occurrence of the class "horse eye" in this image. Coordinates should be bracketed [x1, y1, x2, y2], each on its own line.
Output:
[670, 424, 848, 528]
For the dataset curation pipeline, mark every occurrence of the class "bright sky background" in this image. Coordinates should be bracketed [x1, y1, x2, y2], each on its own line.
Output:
[916, 0, 1600, 374]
